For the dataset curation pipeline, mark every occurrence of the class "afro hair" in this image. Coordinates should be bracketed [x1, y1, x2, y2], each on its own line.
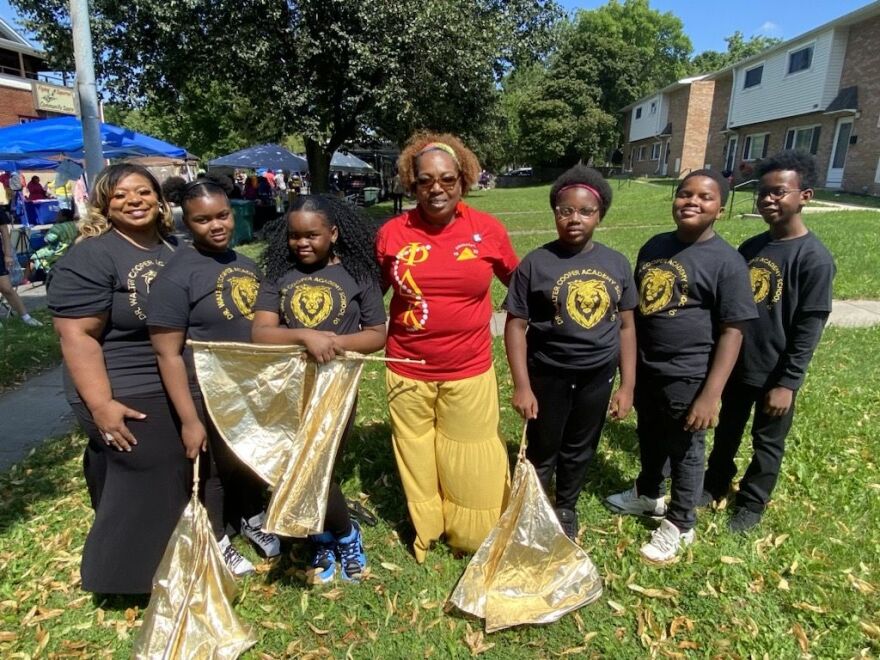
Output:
[756, 150, 819, 189]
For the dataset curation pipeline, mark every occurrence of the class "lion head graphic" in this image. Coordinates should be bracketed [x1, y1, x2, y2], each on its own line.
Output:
[639, 267, 676, 315]
[229, 275, 259, 320]
[566, 279, 610, 329]
[750, 266, 772, 304]
[291, 284, 333, 327]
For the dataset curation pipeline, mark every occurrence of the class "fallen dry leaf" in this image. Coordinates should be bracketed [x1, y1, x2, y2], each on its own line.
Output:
[463, 623, 495, 656]
[847, 573, 875, 594]
[777, 577, 790, 591]
[720, 556, 743, 565]
[774, 534, 790, 548]
[0, 631, 17, 642]
[607, 600, 625, 614]
[380, 562, 403, 573]
[320, 588, 344, 601]
[859, 621, 880, 639]
[790, 623, 809, 652]
[627, 584, 677, 600]
[307, 622, 330, 635]
[793, 602, 828, 614]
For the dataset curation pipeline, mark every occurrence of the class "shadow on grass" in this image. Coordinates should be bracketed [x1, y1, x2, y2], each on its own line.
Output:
[0, 431, 85, 537]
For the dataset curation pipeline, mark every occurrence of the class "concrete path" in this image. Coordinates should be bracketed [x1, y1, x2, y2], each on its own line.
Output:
[0, 365, 74, 472]
[1, 299, 878, 474]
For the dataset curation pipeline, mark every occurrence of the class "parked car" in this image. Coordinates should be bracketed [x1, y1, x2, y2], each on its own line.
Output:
[502, 167, 533, 177]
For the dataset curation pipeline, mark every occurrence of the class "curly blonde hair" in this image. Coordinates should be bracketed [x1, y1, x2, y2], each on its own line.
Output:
[79, 163, 174, 239]
[397, 132, 481, 195]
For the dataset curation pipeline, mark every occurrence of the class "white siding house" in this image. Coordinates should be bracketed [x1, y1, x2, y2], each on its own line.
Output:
[728, 28, 848, 128]
[627, 94, 665, 142]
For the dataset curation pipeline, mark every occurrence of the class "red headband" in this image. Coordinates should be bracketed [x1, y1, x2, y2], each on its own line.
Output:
[557, 183, 604, 208]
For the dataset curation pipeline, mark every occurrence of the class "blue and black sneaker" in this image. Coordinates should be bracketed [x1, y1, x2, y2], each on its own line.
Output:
[336, 522, 367, 582]
[306, 532, 337, 585]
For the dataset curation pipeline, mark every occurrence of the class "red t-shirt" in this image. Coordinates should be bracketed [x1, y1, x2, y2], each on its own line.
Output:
[376, 202, 519, 380]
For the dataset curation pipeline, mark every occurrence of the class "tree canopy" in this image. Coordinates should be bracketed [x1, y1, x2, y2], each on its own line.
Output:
[12, 0, 560, 189]
[691, 31, 783, 74]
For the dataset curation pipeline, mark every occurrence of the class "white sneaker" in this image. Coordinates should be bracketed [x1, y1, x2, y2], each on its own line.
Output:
[241, 511, 281, 558]
[604, 484, 667, 517]
[21, 315, 42, 327]
[639, 519, 695, 564]
[218, 535, 256, 576]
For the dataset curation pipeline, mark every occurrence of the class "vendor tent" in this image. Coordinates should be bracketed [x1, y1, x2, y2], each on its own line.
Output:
[330, 151, 374, 174]
[0, 116, 186, 159]
[0, 157, 60, 171]
[208, 144, 308, 172]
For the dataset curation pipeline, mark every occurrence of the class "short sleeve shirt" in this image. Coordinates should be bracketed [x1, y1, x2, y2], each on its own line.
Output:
[735, 231, 835, 387]
[375, 203, 519, 380]
[147, 246, 262, 385]
[47, 231, 177, 401]
[634, 231, 757, 380]
[504, 241, 637, 371]
[254, 263, 386, 334]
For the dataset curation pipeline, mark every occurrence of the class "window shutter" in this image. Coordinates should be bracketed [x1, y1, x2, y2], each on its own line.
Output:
[743, 136, 751, 158]
[762, 134, 770, 158]
[810, 127, 821, 155]
[785, 130, 794, 150]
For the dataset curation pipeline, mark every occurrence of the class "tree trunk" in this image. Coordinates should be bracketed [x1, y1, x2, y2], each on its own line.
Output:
[305, 138, 333, 193]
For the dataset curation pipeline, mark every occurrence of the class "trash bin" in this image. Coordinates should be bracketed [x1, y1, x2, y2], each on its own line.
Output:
[362, 187, 380, 206]
[229, 200, 255, 247]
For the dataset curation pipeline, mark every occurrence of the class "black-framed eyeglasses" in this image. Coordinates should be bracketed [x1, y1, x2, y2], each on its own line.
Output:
[757, 187, 801, 201]
[416, 174, 460, 191]
[555, 205, 600, 219]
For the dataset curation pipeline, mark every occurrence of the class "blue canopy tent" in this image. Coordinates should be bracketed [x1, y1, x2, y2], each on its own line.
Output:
[0, 116, 186, 159]
[0, 157, 60, 171]
[330, 151, 375, 174]
[208, 144, 309, 171]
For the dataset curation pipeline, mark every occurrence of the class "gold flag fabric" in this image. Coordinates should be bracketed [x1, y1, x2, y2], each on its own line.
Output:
[132, 457, 256, 659]
[448, 447, 603, 633]
[191, 341, 364, 537]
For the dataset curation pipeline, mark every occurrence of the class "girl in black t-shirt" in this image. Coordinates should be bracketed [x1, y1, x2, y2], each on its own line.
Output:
[48, 163, 186, 596]
[148, 176, 281, 577]
[253, 195, 386, 584]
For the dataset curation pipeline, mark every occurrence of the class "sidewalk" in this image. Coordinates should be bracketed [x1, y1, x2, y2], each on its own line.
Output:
[2, 299, 878, 474]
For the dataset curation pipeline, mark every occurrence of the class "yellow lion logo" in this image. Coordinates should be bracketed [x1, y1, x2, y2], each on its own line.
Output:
[292, 284, 333, 327]
[229, 275, 259, 320]
[750, 267, 772, 304]
[566, 279, 610, 329]
[639, 267, 676, 315]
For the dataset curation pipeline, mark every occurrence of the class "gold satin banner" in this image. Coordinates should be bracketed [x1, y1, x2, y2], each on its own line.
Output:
[448, 446, 603, 632]
[132, 456, 256, 659]
[191, 341, 364, 537]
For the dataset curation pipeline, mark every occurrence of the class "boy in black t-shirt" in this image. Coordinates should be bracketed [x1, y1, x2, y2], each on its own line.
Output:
[702, 151, 835, 532]
[605, 170, 757, 564]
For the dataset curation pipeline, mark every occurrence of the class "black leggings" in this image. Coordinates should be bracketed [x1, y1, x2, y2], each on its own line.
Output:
[321, 401, 357, 538]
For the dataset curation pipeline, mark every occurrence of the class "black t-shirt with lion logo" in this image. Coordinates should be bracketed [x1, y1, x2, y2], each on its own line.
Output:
[147, 246, 262, 387]
[504, 241, 637, 371]
[254, 263, 386, 336]
[634, 232, 757, 380]
[48, 230, 178, 402]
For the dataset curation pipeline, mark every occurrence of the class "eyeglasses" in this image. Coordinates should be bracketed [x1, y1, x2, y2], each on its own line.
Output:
[757, 187, 801, 201]
[555, 205, 600, 219]
[416, 174, 460, 191]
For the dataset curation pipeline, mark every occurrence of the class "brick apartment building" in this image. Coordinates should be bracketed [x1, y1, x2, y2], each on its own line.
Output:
[0, 17, 75, 128]
[621, 1, 880, 195]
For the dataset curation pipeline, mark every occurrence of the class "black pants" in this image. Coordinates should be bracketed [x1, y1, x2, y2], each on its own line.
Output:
[634, 375, 704, 532]
[704, 380, 797, 514]
[320, 400, 357, 537]
[73, 394, 191, 594]
[392, 193, 403, 214]
[525, 361, 616, 510]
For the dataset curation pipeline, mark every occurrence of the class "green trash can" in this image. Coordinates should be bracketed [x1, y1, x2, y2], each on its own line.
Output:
[229, 200, 255, 247]
[362, 187, 380, 206]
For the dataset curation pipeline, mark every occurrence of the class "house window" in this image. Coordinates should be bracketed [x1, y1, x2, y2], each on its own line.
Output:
[635, 107, 642, 119]
[651, 143, 661, 160]
[744, 65, 763, 89]
[637, 145, 646, 161]
[742, 133, 770, 161]
[875, 157, 880, 184]
[784, 126, 821, 155]
[650, 101, 657, 115]
[788, 45, 813, 74]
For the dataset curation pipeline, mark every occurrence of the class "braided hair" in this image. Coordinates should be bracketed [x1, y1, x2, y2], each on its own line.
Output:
[260, 195, 380, 286]
[163, 174, 234, 217]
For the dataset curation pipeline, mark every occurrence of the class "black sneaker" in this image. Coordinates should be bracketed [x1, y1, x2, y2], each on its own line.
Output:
[555, 508, 578, 541]
[728, 507, 763, 533]
[696, 490, 715, 508]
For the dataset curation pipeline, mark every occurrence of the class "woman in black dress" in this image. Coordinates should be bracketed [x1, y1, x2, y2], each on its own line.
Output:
[48, 164, 188, 595]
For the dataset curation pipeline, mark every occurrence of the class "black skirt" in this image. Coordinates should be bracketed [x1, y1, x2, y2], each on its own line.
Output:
[72, 394, 191, 595]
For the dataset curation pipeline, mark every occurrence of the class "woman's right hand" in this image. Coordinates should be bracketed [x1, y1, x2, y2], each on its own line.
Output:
[91, 400, 146, 452]
[302, 330, 340, 364]
[512, 386, 538, 420]
[181, 420, 208, 459]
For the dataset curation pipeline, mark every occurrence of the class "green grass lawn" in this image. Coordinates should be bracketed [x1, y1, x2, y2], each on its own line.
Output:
[0, 308, 59, 391]
[2, 183, 880, 657]
[1, 329, 878, 657]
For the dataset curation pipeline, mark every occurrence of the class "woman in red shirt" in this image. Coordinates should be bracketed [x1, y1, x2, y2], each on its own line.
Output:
[376, 132, 518, 563]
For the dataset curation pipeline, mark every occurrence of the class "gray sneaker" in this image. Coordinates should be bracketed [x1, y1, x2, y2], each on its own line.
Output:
[241, 511, 281, 558]
[604, 484, 667, 518]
